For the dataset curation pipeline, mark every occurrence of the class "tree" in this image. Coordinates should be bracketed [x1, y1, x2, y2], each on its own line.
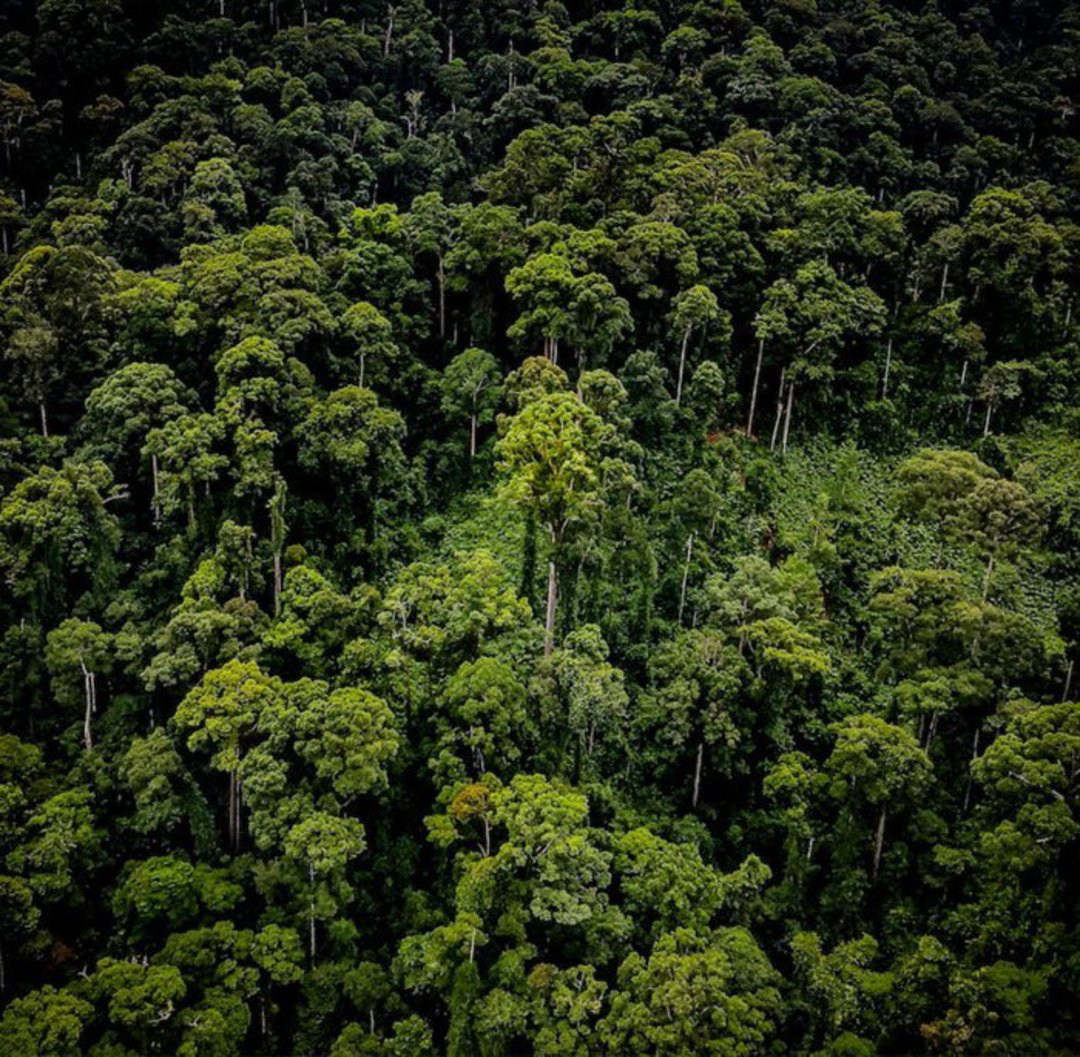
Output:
[284, 811, 366, 966]
[497, 392, 609, 656]
[825, 715, 932, 878]
[597, 928, 783, 1055]
[441, 348, 501, 459]
[45, 619, 112, 751]
[670, 285, 722, 407]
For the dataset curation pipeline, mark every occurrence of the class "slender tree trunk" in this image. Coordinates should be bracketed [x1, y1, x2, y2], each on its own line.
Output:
[982, 401, 993, 437]
[770, 369, 786, 451]
[308, 862, 316, 966]
[872, 804, 887, 877]
[544, 557, 557, 658]
[675, 324, 692, 406]
[1063, 656, 1074, 702]
[359, 352, 365, 389]
[882, 336, 893, 399]
[39, 401, 48, 438]
[982, 553, 994, 601]
[469, 411, 477, 459]
[746, 336, 764, 436]
[781, 375, 795, 452]
[369, 1008, 376, 1035]
[962, 727, 980, 815]
[383, 7, 394, 56]
[438, 257, 446, 338]
[227, 770, 236, 850]
[960, 358, 968, 388]
[273, 550, 283, 617]
[938, 261, 949, 303]
[80, 661, 94, 751]
[150, 452, 161, 526]
[677, 532, 694, 625]
[692, 740, 704, 809]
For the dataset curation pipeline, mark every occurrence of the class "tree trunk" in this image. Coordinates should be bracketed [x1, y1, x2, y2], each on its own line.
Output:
[273, 549, 283, 617]
[781, 375, 795, 452]
[469, 411, 477, 459]
[881, 336, 893, 399]
[675, 324, 692, 406]
[227, 770, 236, 850]
[677, 532, 694, 625]
[151, 452, 161, 526]
[938, 261, 949, 303]
[81, 661, 94, 751]
[962, 727, 980, 815]
[982, 553, 994, 601]
[39, 401, 48, 438]
[438, 258, 446, 338]
[692, 740, 704, 809]
[746, 336, 765, 436]
[383, 7, 394, 56]
[1063, 656, 1074, 702]
[872, 804, 887, 877]
[308, 862, 316, 967]
[982, 401, 993, 437]
[544, 558, 557, 658]
[770, 369, 786, 451]
[960, 358, 968, 388]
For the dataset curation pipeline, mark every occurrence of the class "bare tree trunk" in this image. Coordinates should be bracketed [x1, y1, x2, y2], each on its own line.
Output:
[438, 257, 446, 338]
[746, 336, 764, 436]
[383, 6, 394, 56]
[770, 369, 786, 451]
[982, 401, 993, 437]
[81, 661, 94, 751]
[273, 549, 283, 617]
[872, 804, 887, 877]
[692, 740, 704, 809]
[960, 358, 968, 388]
[882, 336, 893, 399]
[677, 532, 694, 625]
[151, 452, 161, 526]
[308, 862, 316, 966]
[1063, 656, 1074, 702]
[982, 553, 994, 601]
[938, 261, 949, 303]
[469, 412, 477, 459]
[544, 558, 557, 658]
[781, 375, 795, 452]
[962, 727, 980, 815]
[675, 324, 692, 406]
[39, 401, 48, 438]
[447, 28, 454, 62]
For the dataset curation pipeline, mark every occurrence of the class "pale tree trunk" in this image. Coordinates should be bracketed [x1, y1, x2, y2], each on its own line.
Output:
[982, 553, 994, 601]
[746, 336, 765, 436]
[770, 369, 786, 451]
[960, 358, 968, 388]
[383, 6, 395, 57]
[437, 257, 446, 338]
[982, 401, 993, 437]
[962, 727, 980, 815]
[273, 550, 283, 617]
[469, 410, 477, 459]
[80, 661, 95, 751]
[677, 532, 694, 625]
[781, 376, 795, 452]
[308, 862, 317, 966]
[882, 336, 893, 399]
[359, 352, 365, 388]
[872, 804, 887, 877]
[675, 323, 692, 406]
[447, 28, 454, 62]
[151, 452, 161, 526]
[692, 740, 704, 809]
[39, 401, 48, 438]
[1063, 656, 1074, 702]
[938, 261, 949, 303]
[544, 558, 557, 658]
